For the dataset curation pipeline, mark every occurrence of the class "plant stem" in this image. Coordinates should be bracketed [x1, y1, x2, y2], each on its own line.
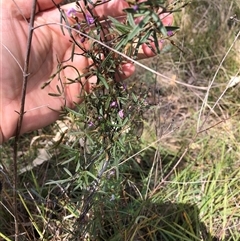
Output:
[13, 0, 37, 240]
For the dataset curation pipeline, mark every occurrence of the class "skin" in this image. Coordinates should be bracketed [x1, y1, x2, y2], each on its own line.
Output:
[0, 0, 173, 143]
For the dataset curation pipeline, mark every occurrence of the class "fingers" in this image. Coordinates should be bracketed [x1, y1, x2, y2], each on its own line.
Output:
[62, 0, 129, 19]
[37, 0, 62, 12]
[115, 63, 136, 81]
[83, 63, 135, 94]
[137, 13, 174, 59]
[7, 0, 62, 19]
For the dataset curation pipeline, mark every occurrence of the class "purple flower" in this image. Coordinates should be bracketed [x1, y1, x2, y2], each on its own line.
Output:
[67, 8, 77, 18]
[167, 31, 173, 37]
[88, 121, 94, 127]
[86, 14, 94, 25]
[122, 83, 127, 90]
[133, 5, 138, 11]
[73, 23, 81, 30]
[110, 101, 117, 107]
[118, 109, 124, 119]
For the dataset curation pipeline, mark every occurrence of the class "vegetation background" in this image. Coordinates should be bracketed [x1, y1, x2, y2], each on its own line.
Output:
[1, 0, 240, 240]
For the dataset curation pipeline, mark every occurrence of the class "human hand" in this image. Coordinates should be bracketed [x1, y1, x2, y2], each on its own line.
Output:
[0, 0, 173, 143]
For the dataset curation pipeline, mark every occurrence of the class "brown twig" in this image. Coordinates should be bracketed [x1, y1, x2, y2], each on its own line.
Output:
[13, 0, 37, 240]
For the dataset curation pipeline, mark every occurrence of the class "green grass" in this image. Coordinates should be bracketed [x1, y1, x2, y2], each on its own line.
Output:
[1, 0, 240, 240]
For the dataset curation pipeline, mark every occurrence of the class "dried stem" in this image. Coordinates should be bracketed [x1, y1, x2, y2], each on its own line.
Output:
[13, 0, 37, 239]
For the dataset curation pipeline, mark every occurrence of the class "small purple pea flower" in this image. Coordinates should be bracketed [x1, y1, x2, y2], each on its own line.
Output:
[118, 110, 124, 119]
[67, 8, 77, 18]
[88, 121, 94, 127]
[133, 5, 138, 11]
[86, 14, 94, 25]
[110, 101, 117, 107]
[167, 31, 174, 37]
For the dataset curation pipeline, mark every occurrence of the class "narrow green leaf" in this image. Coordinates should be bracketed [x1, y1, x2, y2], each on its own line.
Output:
[131, 92, 138, 102]
[108, 16, 132, 34]
[151, 12, 167, 36]
[102, 37, 129, 67]
[85, 171, 98, 181]
[122, 116, 129, 126]
[105, 96, 112, 109]
[75, 159, 81, 172]
[153, 30, 161, 54]
[71, 42, 75, 62]
[60, 9, 65, 36]
[48, 92, 62, 97]
[41, 80, 51, 89]
[63, 167, 73, 177]
[127, 12, 151, 41]
[133, 29, 153, 57]
[98, 74, 109, 89]
[127, 12, 136, 28]
[123, 8, 138, 14]
[56, 84, 62, 95]
[165, 26, 180, 32]
[66, 78, 77, 84]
